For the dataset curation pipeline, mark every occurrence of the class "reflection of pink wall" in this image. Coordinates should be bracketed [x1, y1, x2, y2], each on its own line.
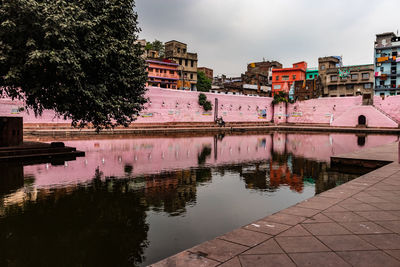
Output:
[285, 133, 398, 162]
[23, 133, 398, 187]
[24, 135, 273, 187]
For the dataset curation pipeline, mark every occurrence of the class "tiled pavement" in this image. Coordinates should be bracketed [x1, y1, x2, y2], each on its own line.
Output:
[151, 143, 400, 266]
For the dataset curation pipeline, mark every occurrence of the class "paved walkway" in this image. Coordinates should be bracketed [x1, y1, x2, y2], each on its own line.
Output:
[151, 143, 400, 266]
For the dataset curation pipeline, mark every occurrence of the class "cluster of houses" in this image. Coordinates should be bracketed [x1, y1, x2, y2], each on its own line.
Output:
[139, 31, 400, 102]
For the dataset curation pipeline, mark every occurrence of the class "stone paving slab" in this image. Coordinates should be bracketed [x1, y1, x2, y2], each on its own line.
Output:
[150, 143, 400, 266]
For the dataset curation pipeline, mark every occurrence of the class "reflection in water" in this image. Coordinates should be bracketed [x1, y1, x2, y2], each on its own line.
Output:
[0, 132, 397, 266]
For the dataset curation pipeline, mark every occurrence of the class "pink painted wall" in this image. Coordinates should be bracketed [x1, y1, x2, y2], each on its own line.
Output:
[1, 88, 399, 127]
[331, 106, 398, 128]
[373, 95, 400, 122]
[273, 102, 287, 124]
[0, 87, 273, 124]
[287, 96, 363, 124]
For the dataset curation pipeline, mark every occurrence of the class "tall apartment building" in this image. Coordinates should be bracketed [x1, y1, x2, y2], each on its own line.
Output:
[318, 56, 374, 102]
[374, 32, 400, 97]
[198, 67, 213, 80]
[165, 40, 198, 90]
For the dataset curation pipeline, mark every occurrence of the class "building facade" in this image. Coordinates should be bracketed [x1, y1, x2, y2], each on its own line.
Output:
[198, 67, 213, 80]
[146, 59, 179, 89]
[374, 32, 400, 97]
[306, 68, 319, 80]
[165, 40, 198, 90]
[271, 62, 307, 96]
[319, 56, 374, 102]
[293, 78, 322, 101]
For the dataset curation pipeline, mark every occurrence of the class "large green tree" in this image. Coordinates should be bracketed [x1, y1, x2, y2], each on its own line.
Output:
[196, 71, 211, 92]
[0, 0, 147, 129]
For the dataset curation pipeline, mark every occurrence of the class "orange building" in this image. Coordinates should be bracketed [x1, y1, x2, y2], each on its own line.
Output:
[146, 59, 179, 89]
[271, 61, 307, 96]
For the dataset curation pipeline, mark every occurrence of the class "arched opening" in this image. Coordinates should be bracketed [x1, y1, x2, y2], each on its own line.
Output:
[358, 115, 366, 125]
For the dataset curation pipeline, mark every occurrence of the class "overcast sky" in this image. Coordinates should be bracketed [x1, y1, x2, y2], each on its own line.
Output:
[136, 0, 400, 77]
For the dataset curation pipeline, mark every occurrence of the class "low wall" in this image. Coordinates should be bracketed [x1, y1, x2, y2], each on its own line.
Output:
[0, 87, 274, 125]
[0, 87, 399, 128]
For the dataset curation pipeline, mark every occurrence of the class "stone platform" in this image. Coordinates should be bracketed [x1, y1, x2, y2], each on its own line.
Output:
[0, 141, 85, 164]
[151, 143, 400, 266]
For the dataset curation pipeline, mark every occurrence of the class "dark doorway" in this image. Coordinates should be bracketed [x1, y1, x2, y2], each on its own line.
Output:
[357, 136, 366, 146]
[358, 115, 366, 125]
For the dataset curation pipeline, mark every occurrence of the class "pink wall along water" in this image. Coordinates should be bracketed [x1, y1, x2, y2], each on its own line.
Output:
[1, 87, 400, 127]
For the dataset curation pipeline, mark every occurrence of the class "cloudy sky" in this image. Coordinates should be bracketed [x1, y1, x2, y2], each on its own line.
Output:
[136, 0, 400, 76]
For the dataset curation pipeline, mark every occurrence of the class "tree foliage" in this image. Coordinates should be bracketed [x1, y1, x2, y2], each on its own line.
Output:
[196, 71, 211, 92]
[145, 39, 164, 57]
[272, 91, 289, 104]
[0, 0, 148, 130]
[198, 93, 212, 111]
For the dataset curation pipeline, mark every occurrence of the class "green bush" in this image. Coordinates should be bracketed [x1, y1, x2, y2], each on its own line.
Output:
[198, 93, 212, 111]
[203, 101, 212, 111]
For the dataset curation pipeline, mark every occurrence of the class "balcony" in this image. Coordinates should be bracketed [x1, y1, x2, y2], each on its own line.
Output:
[375, 85, 399, 90]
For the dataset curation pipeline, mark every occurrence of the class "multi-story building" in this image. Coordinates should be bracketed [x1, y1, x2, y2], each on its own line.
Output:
[306, 68, 319, 80]
[146, 59, 179, 89]
[271, 62, 307, 96]
[198, 67, 213, 80]
[319, 56, 374, 102]
[165, 40, 198, 90]
[292, 78, 322, 101]
[374, 32, 400, 97]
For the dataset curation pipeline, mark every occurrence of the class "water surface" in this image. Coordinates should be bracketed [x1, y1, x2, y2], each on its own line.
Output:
[0, 132, 397, 266]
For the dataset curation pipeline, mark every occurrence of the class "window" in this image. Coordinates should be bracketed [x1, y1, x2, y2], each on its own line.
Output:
[191, 60, 194, 67]
[177, 48, 180, 53]
[190, 73, 193, 79]
[351, 74, 358, 80]
[346, 84, 354, 89]
[275, 76, 279, 81]
[330, 75, 338, 81]
[179, 59, 182, 65]
[185, 59, 188, 66]
[380, 67, 384, 72]
[170, 70, 174, 74]
[148, 68, 153, 72]
[183, 49, 186, 53]
[292, 75, 296, 79]
[364, 83, 372, 89]
[274, 85, 281, 89]
[377, 63, 382, 67]
[282, 75, 289, 81]
[328, 85, 337, 90]
[362, 73, 369, 79]
[321, 65, 326, 70]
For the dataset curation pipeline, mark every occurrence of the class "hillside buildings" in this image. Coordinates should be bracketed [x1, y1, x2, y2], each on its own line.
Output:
[272, 62, 307, 96]
[374, 32, 400, 97]
[211, 60, 282, 97]
[318, 56, 374, 102]
[165, 40, 198, 90]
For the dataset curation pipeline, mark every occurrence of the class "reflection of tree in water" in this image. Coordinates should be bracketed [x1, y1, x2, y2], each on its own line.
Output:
[0, 168, 149, 267]
[197, 145, 212, 165]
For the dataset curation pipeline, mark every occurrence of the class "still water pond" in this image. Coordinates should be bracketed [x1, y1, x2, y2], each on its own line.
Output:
[0, 132, 398, 266]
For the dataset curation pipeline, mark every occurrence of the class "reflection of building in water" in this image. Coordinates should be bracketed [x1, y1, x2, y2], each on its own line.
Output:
[270, 153, 304, 193]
